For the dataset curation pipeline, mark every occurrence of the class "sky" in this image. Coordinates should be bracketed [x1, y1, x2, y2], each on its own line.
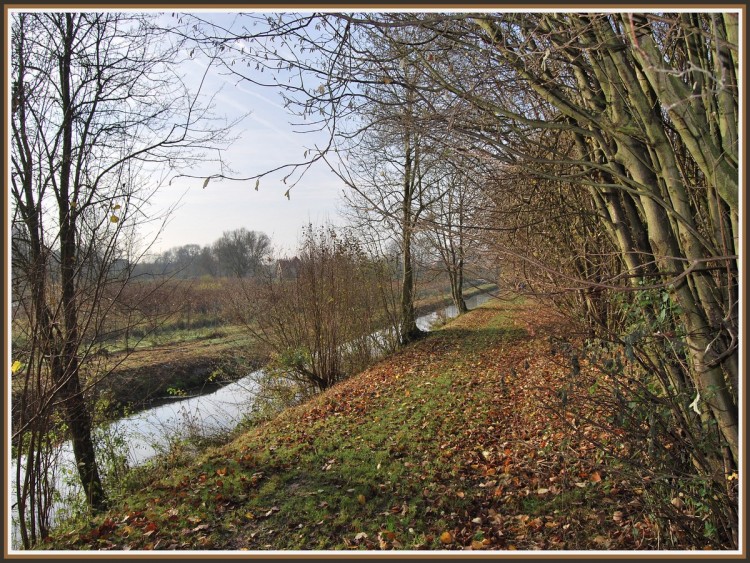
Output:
[142, 13, 349, 258]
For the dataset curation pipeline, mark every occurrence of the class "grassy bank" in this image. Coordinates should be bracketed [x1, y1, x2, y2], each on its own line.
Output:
[42, 294, 682, 552]
[88, 283, 497, 416]
[90, 326, 265, 415]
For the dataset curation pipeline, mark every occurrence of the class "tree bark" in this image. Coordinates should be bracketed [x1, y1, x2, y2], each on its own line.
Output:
[56, 13, 106, 511]
[399, 127, 421, 344]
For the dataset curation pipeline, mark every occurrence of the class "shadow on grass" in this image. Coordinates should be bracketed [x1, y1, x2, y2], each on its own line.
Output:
[430, 326, 530, 352]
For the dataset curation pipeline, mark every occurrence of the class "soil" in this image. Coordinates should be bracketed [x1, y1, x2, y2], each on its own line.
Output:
[90, 330, 266, 416]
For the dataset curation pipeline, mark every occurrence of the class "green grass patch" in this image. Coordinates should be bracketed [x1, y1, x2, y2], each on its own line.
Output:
[39, 296, 585, 551]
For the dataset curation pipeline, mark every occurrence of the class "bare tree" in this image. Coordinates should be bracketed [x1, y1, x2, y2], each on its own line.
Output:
[10, 11, 235, 545]
[212, 228, 271, 278]
[419, 156, 489, 314]
[230, 225, 399, 394]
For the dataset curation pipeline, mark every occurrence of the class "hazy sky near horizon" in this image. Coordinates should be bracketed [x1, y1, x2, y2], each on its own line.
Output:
[143, 12, 349, 257]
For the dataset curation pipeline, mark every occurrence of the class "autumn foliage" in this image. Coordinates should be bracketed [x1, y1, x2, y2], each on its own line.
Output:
[43, 297, 730, 551]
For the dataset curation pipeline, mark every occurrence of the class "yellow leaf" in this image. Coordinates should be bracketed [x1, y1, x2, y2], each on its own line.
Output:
[11, 360, 22, 374]
[110, 215, 119, 223]
[439, 531, 453, 544]
[357, 494, 366, 505]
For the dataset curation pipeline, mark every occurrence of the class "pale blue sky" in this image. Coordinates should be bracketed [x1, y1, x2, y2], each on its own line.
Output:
[144, 12, 348, 257]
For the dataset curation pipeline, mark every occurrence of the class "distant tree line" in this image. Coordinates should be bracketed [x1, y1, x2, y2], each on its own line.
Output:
[134, 228, 272, 279]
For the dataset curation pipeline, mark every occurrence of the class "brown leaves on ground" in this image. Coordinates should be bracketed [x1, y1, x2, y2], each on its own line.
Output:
[47, 298, 680, 551]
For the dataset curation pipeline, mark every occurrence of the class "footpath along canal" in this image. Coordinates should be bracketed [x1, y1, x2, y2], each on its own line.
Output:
[10, 292, 495, 547]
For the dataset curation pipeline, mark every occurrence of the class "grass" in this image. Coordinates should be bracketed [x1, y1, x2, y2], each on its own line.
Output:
[83, 324, 262, 415]
[39, 294, 681, 552]
[87, 283, 498, 416]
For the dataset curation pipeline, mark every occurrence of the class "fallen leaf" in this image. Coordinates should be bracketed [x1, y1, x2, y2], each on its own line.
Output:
[440, 531, 453, 544]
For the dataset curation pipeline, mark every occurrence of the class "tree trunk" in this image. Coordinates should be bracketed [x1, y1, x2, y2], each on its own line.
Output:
[451, 204, 468, 314]
[400, 220, 421, 344]
[449, 264, 467, 314]
[399, 129, 421, 344]
[57, 13, 106, 511]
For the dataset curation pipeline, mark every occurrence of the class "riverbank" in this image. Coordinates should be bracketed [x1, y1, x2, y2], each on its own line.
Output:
[91, 327, 265, 416]
[11, 284, 496, 447]
[40, 294, 688, 551]
[90, 282, 498, 418]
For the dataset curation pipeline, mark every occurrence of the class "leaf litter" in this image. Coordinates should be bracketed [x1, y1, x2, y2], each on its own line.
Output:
[45, 298, 688, 551]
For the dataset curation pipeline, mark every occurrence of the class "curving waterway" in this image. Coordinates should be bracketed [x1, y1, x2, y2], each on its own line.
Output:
[9, 292, 494, 547]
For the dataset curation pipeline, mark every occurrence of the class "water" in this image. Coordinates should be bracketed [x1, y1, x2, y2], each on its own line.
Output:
[9, 291, 494, 547]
